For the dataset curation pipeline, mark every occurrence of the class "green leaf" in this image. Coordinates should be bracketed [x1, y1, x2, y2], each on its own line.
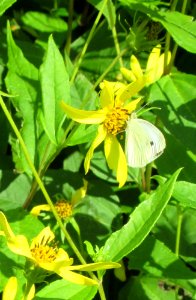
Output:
[129, 235, 196, 294]
[0, 0, 16, 16]
[34, 279, 97, 300]
[88, 0, 116, 29]
[97, 168, 181, 262]
[5, 25, 39, 173]
[173, 181, 196, 209]
[0, 172, 31, 211]
[21, 11, 68, 32]
[148, 72, 196, 182]
[40, 35, 70, 144]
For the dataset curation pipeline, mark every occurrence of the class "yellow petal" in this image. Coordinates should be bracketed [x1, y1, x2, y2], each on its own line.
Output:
[0, 211, 15, 239]
[104, 135, 127, 187]
[68, 261, 121, 271]
[0, 212, 32, 258]
[145, 44, 161, 83]
[71, 179, 88, 206]
[30, 204, 51, 216]
[55, 269, 98, 285]
[61, 102, 106, 124]
[84, 125, 107, 173]
[31, 226, 54, 249]
[7, 235, 32, 258]
[120, 67, 137, 82]
[124, 97, 141, 113]
[3, 277, 17, 300]
[155, 51, 171, 81]
[116, 77, 145, 105]
[130, 55, 143, 79]
[22, 284, 35, 300]
[100, 80, 115, 108]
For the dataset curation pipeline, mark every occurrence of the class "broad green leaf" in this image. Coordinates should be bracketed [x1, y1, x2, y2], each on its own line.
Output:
[148, 72, 196, 182]
[97, 168, 181, 262]
[40, 35, 70, 144]
[5, 25, 39, 173]
[0, 172, 31, 211]
[119, 1, 196, 53]
[173, 181, 196, 209]
[21, 11, 68, 32]
[34, 279, 97, 300]
[0, 0, 16, 16]
[129, 235, 196, 294]
[119, 276, 176, 300]
[88, 0, 116, 29]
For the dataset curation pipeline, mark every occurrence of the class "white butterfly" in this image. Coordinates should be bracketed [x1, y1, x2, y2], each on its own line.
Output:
[125, 113, 166, 167]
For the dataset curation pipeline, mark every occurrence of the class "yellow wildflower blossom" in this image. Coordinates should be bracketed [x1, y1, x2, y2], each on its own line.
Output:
[31, 180, 88, 218]
[61, 79, 145, 187]
[0, 211, 120, 286]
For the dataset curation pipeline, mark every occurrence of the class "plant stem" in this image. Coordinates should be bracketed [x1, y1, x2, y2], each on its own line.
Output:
[145, 163, 152, 193]
[93, 48, 128, 89]
[65, 0, 74, 56]
[107, 0, 123, 67]
[70, 0, 108, 83]
[175, 205, 183, 256]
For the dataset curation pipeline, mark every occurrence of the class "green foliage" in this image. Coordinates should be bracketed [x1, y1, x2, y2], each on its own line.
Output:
[0, 0, 195, 299]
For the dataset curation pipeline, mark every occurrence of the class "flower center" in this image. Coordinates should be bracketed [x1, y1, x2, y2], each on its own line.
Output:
[104, 106, 129, 135]
[55, 200, 73, 219]
[31, 239, 58, 263]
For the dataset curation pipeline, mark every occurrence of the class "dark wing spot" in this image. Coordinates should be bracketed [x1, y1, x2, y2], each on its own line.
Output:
[150, 141, 154, 146]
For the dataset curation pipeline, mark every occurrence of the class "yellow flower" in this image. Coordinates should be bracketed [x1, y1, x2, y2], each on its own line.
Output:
[61, 79, 145, 187]
[0, 211, 120, 286]
[2, 277, 35, 300]
[121, 44, 171, 86]
[31, 180, 88, 218]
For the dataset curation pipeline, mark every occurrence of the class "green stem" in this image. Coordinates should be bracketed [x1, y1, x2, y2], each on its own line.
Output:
[93, 48, 128, 90]
[145, 162, 152, 193]
[0, 95, 90, 267]
[70, 0, 108, 83]
[65, 0, 74, 56]
[181, 0, 188, 14]
[107, 0, 123, 67]
[170, 0, 178, 11]
[175, 205, 183, 256]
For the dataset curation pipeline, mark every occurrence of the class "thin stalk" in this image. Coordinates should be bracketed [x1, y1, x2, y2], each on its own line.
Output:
[145, 162, 153, 193]
[171, 0, 178, 11]
[111, 26, 123, 67]
[70, 0, 108, 83]
[93, 48, 128, 90]
[106, 0, 123, 67]
[65, 0, 74, 56]
[181, 0, 188, 14]
[140, 168, 146, 191]
[175, 205, 183, 256]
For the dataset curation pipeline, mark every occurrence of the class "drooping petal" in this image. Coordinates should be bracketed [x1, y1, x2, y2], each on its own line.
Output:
[61, 102, 106, 124]
[30, 204, 51, 216]
[130, 55, 143, 79]
[68, 261, 121, 271]
[7, 235, 32, 259]
[23, 284, 35, 300]
[100, 80, 115, 108]
[2, 277, 17, 300]
[155, 51, 171, 81]
[31, 227, 54, 249]
[84, 125, 107, 173]
[124, 97, 141, 113]
[120, 67, 137, 82]
[0, 212, 32, 259]
[145, 44, 161, 83]
[71, 179, 88, 206]
[115, 77, 146, 105]
[104, 135, 127, 187]
[55, 269, 98, 285]
[0, 211, 16, 239]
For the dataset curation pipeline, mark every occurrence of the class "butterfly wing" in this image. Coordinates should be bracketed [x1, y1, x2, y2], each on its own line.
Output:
[125, 117, 166, 167]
